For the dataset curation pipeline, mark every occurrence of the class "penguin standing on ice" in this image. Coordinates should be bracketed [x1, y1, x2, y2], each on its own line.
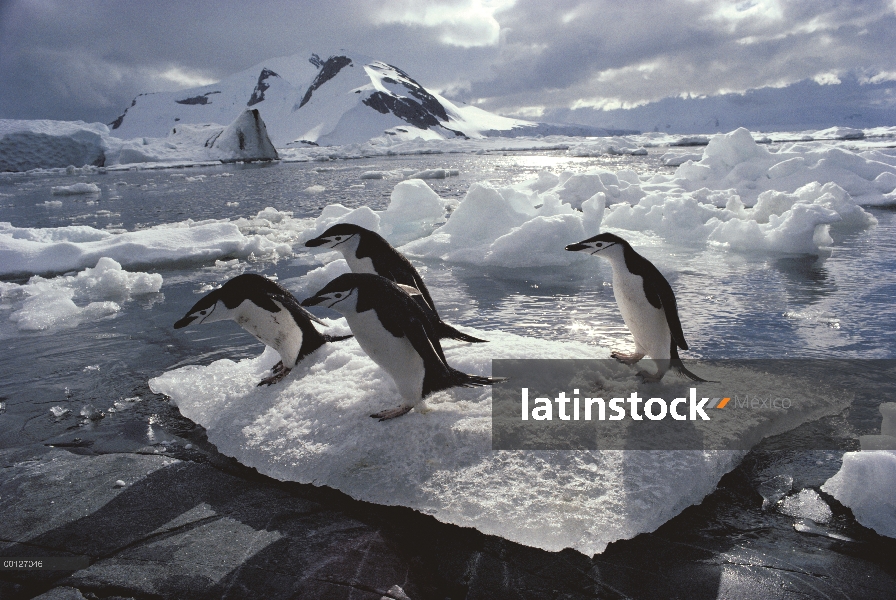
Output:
[305, 223, 486, 343]
[301, 273, 504, 420]
[565, 233, 707, 382]
[174, 273, 351, 386]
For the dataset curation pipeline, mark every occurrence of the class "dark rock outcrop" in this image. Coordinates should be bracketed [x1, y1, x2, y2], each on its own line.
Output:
[298, 55, 353, 108]
[247, 69, 279, 107]
[176, 91, 221, 106]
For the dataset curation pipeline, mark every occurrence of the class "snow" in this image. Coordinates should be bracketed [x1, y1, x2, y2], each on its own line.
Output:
[0, 258, 161, 332]
[149, 326, 849, 555]
[822, 403, 896, 539]
[0, 220, 290, 277]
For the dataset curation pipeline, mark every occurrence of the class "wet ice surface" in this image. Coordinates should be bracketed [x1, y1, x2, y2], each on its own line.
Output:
[2, 149, 896, 596]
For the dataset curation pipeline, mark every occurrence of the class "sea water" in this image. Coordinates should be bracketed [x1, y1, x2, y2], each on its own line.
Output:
[1, 150, 894, 553]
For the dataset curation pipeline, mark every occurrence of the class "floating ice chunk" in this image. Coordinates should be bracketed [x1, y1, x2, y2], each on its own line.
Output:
[50, 406, 71, 418]
[281, 259, 351, 299]
[114, 479, 126, 488]
[823, 450, 896, 538]
[400, 182, 530, 263]
[813, 126, 864, 140]
[1, 257, 161, 331]
[0, 220, 287, 277]
[823, 403, 896, 538]
[793, 518, 855, 541]
[51, 183, 100, 195]
[360, 171, 386, 179]
[758, 474, 793, 510]
[779, 489, 832, 523]
[408, 168, 455, 179]
[40, 200, 63, 207]
[304, 185, 326, 194]
[80, 404, 104, 420]
[150, 328, 851, 555]
[662, 153, 703, 167]
[306, 204, 381, 240]
[379, 179, 447, 245]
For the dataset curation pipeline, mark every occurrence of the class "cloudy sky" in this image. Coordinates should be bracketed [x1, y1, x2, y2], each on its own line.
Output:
[1, 0, 895, 129]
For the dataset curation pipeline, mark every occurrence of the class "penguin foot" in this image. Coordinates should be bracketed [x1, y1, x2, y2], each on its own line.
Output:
[636, 369, 664, 383]
[271, 361, 285, 374]
[370, 406, 413, 421]
[612, 351, 645, 365]
[258, 367, 291, 386]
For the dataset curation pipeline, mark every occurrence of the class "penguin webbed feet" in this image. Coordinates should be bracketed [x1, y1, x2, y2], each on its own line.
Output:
[370, 406, 413, 421]
[636, 369, 665, 383]
[258, 365, 291, 387]
[611, 351, 645, 366]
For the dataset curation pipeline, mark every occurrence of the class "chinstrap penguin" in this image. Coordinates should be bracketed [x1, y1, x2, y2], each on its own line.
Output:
[565, 233, 708, 382]
[301, 273, 505, 420]
[174, 273, 352, 386]
[305, 223, 487, 343]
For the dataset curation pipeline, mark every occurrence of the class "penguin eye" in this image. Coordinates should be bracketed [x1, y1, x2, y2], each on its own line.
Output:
[335, 237, 342, 241]
[334, 293, 343, 298]
[199, 310, 207, 315]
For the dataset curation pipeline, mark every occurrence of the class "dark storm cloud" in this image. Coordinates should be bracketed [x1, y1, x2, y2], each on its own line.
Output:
[1, 0, 894, 125]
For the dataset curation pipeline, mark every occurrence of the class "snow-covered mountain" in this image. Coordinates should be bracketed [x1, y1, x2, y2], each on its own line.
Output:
[110, 52, 586, 146]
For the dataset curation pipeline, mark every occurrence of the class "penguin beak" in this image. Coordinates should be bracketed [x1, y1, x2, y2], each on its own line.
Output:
[173, 315, 196, 329]
[300, 295, 324, 307]
[304, 237, 327, 248]
[565, 242, 589, 252]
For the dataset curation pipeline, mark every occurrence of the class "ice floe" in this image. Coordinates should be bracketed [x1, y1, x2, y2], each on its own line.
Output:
[0, 220, 290, 277]
[0, 257, 161, 331]
[822, 403, 896, 538]
[150, 328, 850, 555]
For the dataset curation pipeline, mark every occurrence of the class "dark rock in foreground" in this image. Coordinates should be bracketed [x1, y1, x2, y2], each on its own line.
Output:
[2, 442, 895, 600]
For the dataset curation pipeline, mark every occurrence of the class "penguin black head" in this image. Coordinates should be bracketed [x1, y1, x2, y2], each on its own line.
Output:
[174, 273, 293, 329]
[300, 273, 363, 311]
[565, 232, 629, 255]
[304, 223, 370, 249]
[301, 273, 418, 314]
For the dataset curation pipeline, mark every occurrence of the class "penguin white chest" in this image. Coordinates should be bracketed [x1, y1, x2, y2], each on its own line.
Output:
[233, 300, 304, 368]
[344, 253, 376, 275]
[611, 268, 671, 359]
[346, 310, 425, 403]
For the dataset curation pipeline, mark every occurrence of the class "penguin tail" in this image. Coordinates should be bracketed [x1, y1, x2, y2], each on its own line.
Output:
[452, 369, 508, 388]
[670, 342, 716, 383]
[437, 321, 488, 343]
[324, 334, 353, 343]
[429, 368, 507, 394]
[671, 359, 714, 383]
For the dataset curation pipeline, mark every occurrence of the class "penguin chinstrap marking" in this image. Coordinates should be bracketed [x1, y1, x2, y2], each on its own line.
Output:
[305, 223, 487, 344]
[174, 273, 352, 386]
[301, 273, 506, 421]
[565, 233, 709, 383]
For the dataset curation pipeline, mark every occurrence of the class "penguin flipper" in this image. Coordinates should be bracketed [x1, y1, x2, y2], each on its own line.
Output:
[645, 277, 689, 351]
